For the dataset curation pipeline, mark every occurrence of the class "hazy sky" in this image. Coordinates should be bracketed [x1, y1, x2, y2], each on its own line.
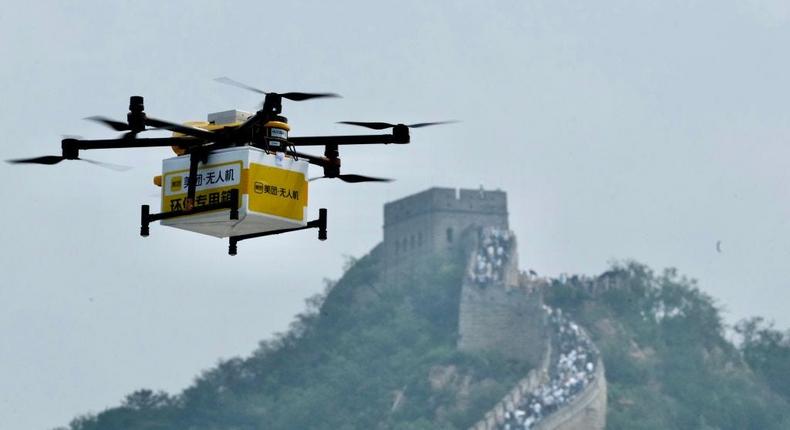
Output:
[2, 1, 790, 428]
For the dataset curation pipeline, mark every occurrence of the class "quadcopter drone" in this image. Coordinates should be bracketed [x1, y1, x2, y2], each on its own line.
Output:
[8, 77, 453, 255]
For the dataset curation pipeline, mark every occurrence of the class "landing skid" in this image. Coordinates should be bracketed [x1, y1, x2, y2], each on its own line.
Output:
[139, 189, 240, 237]
[138, 190, 327, 255]
[228, 208, 327, 255]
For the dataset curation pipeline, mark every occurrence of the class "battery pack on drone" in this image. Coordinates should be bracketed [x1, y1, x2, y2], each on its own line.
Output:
[159, 147, 309, 238]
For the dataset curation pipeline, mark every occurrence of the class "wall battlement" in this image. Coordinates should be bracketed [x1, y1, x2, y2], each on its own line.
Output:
[384, 187, 508, 227]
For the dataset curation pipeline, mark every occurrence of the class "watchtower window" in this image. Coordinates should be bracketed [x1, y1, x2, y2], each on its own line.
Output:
[418, 232, 423, 247]
[446, 227, 454, 243]
[410, 234, 415, 249]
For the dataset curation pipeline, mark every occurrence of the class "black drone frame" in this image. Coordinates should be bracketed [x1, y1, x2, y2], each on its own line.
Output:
[16, 85, 430, 254]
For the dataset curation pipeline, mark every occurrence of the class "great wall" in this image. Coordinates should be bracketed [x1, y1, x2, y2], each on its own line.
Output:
[381, 187, 607, 430]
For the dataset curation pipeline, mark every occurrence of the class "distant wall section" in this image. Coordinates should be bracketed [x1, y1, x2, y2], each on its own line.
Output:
[457, 231, 547, 364]
[469, 340, 553, 430]
[533, 359, 607, 430]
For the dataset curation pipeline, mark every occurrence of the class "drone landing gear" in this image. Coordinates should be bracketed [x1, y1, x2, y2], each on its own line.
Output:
[139, 189, 240, 237]
[228, 208, 327, 256]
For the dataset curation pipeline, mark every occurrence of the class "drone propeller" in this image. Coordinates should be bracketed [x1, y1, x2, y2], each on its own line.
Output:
[337, 120, 458, 130]
[85, 96, 150, 139]
[214, 76, 341, 101]
[309, 174, 393, 183]
[277, 91, 342, 101]
[85, 116, 130, 132]
[7, 155, 66, 165]
[85, 115, 145, 139]
[6, 155, 131, 171]
[143, 117, 218, 141]
[87, 115, 216, 141]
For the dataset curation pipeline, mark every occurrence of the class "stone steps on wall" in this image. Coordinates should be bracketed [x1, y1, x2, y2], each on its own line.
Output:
[467, 315, 607, 430]
[458, 227, 607, 430]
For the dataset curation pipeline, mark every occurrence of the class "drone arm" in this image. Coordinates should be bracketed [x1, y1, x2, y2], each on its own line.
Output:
[61, 137, 203, 158]
[288, 132, 409, 147]
[63, 137, 202, 150]
[285, 149, 329, 167]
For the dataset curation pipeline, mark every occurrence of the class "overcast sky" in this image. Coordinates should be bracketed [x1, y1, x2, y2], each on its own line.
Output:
[2, 1, 790, 429]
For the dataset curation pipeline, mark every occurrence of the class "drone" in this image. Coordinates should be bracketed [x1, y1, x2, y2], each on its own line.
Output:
[8, 77, 454, 255]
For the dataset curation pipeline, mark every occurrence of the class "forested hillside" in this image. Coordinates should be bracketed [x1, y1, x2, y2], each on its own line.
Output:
[545, 262, 790, 430]
[63, 251, 790, 430]
[65, 247, 529, 430]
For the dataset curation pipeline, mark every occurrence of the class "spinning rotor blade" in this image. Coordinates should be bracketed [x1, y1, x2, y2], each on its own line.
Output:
[407, 120, 459, 128]
[6, 155, 131, 171]
[144, 117, 218, 141]
[78, 158, 133, 171]
[337, 121, 395, 130]
[86, 116, 145, 140]
[310, 174, 393, 183]
[214, 76, 266, 94]
[88, 112, 216, 141]
[7, 155, 66, 165]
[337, 174, 392, 183]
[85, 116, 147, 139]
[85, 116, 131, 131]
[214, 77, 340, 101]
[338, 120, 458, 130]
[278, 92, 341, 101]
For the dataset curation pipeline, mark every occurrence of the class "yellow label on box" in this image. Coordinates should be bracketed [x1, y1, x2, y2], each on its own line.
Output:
[248, 163, 308, 221]
[161, 161, 244, 214]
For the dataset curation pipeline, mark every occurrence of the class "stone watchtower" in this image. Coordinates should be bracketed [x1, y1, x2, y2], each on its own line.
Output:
[381, 187, 508, 281]
[382, 187, 546, 364]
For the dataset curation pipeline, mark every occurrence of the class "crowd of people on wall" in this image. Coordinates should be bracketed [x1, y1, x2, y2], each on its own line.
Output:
[470, 227, 513, 286]
[499, 306, 598, 430]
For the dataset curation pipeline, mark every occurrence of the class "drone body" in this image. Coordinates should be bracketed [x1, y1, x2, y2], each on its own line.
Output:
[158, 121, 309, 239]
[9, 78, 454, 255]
